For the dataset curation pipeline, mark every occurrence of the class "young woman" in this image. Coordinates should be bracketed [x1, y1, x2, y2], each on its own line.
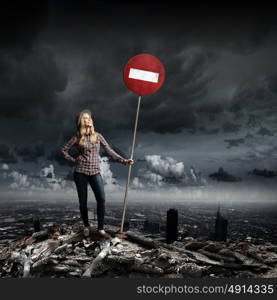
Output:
[60, 109, 133, 238]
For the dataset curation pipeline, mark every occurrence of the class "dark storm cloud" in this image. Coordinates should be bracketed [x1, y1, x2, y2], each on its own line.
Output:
[58, 42, 216, 134]
[226, 16, 272, 56]
[229, 72, 277, 121]
[206, 128, 220, 135]
[0, 1, 66, 120]
[128, 49, 216, 133]
[197, 102, 224, 115]
[197, 102, 225, 129]
[266, 73, 277, 94]
[223, 122, 240, 133]
[14, 143, 45, 162]
[230, 83, 268, 113]
[48, 2, 276, 55]
[245, 132, 254, 139]
[198, 126, 220, 135]
[228, 144, 277, 165]
[256, 126, 274, 137]
[246, 114, 261, 128]
[0, 47, 68, 119]
[0, 144, 18, 164]
[0, 1, 48, 52]
[40, 2, 277, 136]
[227, 150, 269, 164]
[1, 2, 277, 139]
[224, 138, 245, 149]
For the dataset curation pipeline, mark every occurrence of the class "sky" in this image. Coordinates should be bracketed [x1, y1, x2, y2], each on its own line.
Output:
[0, 1, 277, 201]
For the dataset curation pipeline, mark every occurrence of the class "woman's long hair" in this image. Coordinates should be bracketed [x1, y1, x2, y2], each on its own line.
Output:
[75, 109, 97, 146]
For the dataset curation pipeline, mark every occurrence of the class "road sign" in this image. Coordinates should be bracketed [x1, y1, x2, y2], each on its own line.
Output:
[123, 54, 165, 96]
[120, 53, 165, 232]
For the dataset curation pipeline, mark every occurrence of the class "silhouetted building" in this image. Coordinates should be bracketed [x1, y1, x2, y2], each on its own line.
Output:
[214, 206, 228, 242]
[33, 216, 41, 232]
[166, 209, 178, 244]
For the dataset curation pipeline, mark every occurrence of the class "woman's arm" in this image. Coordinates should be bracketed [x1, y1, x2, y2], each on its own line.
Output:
[60, 135, 78, 163]
[98, 133, 127, 164]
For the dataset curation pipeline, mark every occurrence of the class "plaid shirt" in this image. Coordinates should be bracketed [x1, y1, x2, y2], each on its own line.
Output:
[60, 132, 126, 175]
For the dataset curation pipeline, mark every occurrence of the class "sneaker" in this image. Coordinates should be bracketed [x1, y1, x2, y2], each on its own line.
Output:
[116, 232, 128, 239]
[98, 229, 111, 239]
[83, 226, 91, 237]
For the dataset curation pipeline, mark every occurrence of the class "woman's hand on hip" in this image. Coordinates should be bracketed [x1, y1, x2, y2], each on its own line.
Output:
[76, 155, 83, 163]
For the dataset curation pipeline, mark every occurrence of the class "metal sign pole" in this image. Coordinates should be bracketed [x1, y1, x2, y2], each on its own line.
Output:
[120, 95, 142, 232]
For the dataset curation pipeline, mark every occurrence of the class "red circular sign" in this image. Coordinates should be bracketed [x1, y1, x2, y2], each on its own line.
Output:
[123, 54, 165, 96]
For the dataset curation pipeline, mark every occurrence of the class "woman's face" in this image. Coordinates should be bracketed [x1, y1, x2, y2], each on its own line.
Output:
[82, 113, 93, 127]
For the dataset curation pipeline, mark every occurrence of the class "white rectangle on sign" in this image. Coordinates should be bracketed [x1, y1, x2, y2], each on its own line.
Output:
[129, 68, 159, 83]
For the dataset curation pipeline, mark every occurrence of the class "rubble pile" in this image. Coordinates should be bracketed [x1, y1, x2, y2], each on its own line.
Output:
[0, 222, 277, 278]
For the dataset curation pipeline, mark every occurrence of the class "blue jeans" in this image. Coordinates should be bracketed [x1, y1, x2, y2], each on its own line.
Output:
[73, 172, 106, 230]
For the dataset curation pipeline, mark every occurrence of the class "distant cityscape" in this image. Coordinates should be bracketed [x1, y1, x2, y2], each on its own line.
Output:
[0, 200, 276, 247]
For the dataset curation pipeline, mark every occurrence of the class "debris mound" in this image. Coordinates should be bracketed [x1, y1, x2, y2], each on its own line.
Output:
[1, 222, 277, 278]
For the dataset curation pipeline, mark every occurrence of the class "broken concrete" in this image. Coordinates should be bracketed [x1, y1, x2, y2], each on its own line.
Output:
[0, 222, 277, 278]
